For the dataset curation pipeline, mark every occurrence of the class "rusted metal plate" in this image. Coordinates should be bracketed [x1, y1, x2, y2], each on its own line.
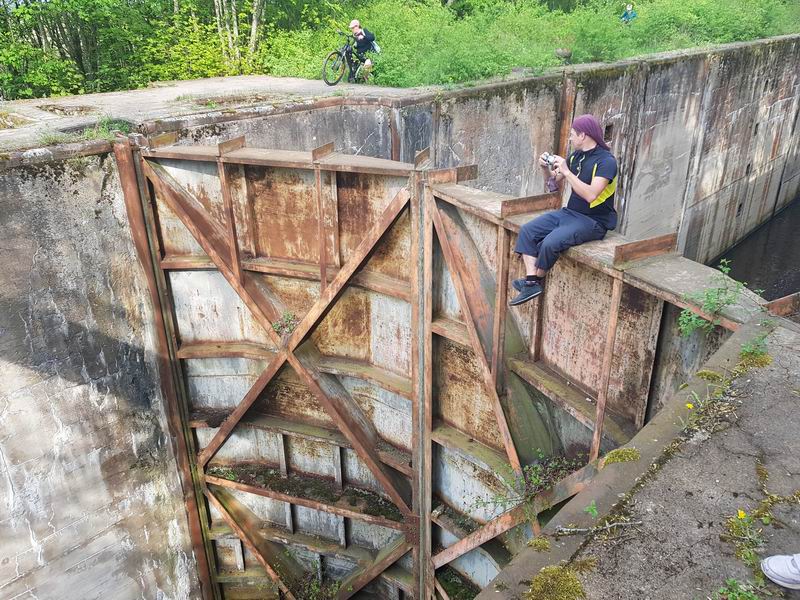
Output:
[159, 158, 226, 227]
[285, 436, 336, 478]
[438, 529, 500, 589]
[314, 287, 371, 363]
[434, 338, 504, 452]
[197, 427, 282, 464]
[369, 293, 413, 377]
[341, 448, 381, 494]
[337, 172, 410, 279]
[259, 273, 320, 321]
[433, 244, 463, 321]
[607, 284, 663, 427]
[343, 378, 412, 451]
[154, 195, 206, 256]
[245, 165, 322, 263]
[432, 445, 509, 523]
[540, 259, 612, 397]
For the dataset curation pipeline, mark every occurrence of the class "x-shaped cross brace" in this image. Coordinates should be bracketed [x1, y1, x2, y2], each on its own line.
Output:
[142, 159, 414, 518]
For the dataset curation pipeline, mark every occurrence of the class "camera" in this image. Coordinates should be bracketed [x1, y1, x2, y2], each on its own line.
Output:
[542, 152, 557, 168]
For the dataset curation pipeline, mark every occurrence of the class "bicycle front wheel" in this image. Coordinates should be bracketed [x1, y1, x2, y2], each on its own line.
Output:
[322, 51, 346, 86]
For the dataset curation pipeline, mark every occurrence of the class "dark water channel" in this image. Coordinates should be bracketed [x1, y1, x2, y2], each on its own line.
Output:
[716, 198, 800, 301]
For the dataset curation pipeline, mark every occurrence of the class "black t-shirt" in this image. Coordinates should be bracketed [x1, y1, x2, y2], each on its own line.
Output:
[565, 146, 618, 230]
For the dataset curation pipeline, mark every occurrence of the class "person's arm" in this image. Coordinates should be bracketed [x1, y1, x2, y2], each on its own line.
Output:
[362, 29, 375, 43]
[552, 154, 616, 204]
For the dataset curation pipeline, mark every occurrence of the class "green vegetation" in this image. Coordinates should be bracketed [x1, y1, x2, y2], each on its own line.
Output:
[528, 536, 552, 551]
[476, 452, 583, 519]
[293, 575, 342, 600]
[602, 447, 640, 466]
[272, 311, 299, 336]
[712, 579, 762, 600]
[2, 0, 799, 100]
[438, 566, 481, 600]
[739, 332, 772, 368]
[38, 118, 132, 146]
[678, 260, 745, 336]
[524, 564, 587, 600]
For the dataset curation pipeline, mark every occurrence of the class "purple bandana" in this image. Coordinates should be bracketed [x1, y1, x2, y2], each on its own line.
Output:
[572, 114, 610, 150]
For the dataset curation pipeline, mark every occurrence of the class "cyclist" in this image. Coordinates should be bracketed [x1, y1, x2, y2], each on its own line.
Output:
[348, 19, 376, 82]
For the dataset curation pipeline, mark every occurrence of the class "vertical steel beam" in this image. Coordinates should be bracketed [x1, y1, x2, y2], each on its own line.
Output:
[113, 138, 217, 599]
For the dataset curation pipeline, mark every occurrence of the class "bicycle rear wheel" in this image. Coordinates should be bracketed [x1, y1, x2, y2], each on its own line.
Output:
[322, 51, 346, 86]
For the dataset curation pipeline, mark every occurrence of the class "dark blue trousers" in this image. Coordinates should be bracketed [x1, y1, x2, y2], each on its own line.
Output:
[514, 208, 607, 271]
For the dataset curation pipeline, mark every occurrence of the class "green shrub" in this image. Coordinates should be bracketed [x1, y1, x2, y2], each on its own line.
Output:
[0, 42, 84, 99]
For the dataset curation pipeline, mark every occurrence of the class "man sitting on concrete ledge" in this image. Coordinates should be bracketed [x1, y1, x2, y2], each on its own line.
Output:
[509, 114, 619, 306]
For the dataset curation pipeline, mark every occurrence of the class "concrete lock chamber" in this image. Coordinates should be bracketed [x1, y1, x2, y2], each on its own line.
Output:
[1, 34, 799, 600]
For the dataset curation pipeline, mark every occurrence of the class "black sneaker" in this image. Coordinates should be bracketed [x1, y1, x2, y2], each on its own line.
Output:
[509, 281, 543, 306]
[512, 278, 528, 292]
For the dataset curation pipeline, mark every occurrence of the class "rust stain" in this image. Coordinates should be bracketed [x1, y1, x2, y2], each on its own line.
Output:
[434, 339, 503, 452]
[313, 287, 371, 362]
[265, 275, 320, 320]
[541, 259, 612, 395]
[366, 210, 412, 282]
[337, 172, 408, 266]
[246, 165, 320, 262]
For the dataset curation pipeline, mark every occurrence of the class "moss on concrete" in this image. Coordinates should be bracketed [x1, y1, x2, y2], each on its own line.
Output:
[439, 566, 480, 600]
[696, 369, 724, 382]
[602, 448, 641, 466]
[527, 536, 551, 552]
[524, 565, 586, 600]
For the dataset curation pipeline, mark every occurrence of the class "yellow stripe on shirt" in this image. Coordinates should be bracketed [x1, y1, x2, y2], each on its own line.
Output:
[589, 163, 616, 208]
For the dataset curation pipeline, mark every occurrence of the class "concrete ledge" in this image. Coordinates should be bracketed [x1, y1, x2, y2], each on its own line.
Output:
[477, 317, 770, 599]
[0, 139, 113, 170]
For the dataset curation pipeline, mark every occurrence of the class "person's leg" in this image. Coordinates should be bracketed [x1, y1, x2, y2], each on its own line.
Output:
[535, 210, 606, 272]
[510, 211, 605, 306]
[762, 553, 800, 589]
[509, 212, 562, 304]
[513, 211, 561, 277]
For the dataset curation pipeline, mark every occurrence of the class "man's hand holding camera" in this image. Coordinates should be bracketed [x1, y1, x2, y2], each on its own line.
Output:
[538, 152, 565, 172]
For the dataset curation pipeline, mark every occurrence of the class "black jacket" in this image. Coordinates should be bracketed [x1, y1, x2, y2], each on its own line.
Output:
[354, 29, 375, 53]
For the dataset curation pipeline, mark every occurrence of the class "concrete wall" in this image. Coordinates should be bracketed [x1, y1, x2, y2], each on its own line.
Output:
[166, 35, 800, 267]
[0, 155, 200, 599]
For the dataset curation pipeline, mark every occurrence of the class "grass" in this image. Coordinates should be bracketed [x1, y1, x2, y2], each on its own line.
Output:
[38, 117, 132, 146]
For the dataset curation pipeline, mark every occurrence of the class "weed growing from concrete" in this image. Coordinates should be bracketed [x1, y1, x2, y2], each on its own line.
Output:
[739, 332, 772, 368]
[678, 260, 745, 336]
[38, 117, 132, 146]
[712, 578, 762, 600]
[473, 452, 583, 520]
[583, 500, 598, 519]
[723, 509, 765, 570]
[719, 460, 800, 589]
[293, 574, 341, 600]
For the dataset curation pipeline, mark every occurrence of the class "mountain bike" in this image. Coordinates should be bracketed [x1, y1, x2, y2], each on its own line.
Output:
[322, 31, 372, 86]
